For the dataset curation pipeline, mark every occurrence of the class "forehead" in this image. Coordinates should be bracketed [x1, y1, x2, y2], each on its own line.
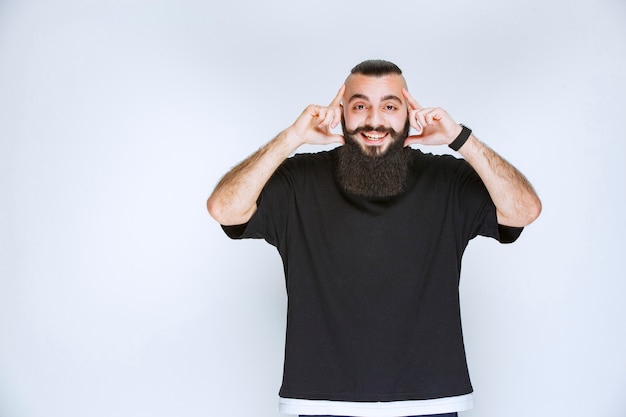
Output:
[344, 73, 407, 103]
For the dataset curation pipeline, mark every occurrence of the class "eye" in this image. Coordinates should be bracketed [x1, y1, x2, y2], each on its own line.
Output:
[384, 104, 397, 111]
[353, 104, 366, 111]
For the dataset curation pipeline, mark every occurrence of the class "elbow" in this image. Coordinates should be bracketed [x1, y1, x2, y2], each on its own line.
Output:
[206, 195, 227, 224]
[206, 196, 218, 220]
[497, 196, 542, 228]
[528, 196, 542, 224]
[206, 195, 255, 226]
[516, 196, 543, 227]
[522, 192, 543, 226]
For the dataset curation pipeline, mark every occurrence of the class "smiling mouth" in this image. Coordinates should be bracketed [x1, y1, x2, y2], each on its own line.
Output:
[361, 132, 388, 143]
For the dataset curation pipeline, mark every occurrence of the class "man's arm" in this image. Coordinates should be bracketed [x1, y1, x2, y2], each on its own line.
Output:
[207, 86, 345, 226]
[402, 89, 542, 227]
[455, 134, 541, 227]
[206, 132, 300, 226]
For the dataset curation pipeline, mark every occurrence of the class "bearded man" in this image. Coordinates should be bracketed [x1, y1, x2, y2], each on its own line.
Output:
[207, 60, 542, 417]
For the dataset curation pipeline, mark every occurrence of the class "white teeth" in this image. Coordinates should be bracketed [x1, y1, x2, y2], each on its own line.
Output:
[364, 134, 385, 140]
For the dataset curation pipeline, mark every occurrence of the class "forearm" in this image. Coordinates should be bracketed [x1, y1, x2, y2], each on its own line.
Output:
[207, 129, 301, 225]
[458, 135, 542, 227]
[207, 87, 344, 225]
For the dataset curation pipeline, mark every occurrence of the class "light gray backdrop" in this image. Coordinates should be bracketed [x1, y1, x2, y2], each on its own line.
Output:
[1, 0, 624, 416]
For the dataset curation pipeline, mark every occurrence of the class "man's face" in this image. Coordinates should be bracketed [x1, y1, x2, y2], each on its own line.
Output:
[342, 73, 410, 156]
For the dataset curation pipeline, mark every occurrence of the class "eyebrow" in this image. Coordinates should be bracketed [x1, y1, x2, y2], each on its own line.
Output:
[348, 93, 403, 104]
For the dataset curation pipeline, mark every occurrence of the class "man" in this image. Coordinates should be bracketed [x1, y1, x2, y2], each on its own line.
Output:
[207, 60, 541, 417]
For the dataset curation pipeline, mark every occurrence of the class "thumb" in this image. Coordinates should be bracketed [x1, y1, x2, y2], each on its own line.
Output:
[403, 134, 423, 147]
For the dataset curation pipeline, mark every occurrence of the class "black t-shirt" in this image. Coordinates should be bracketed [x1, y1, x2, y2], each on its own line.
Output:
[223, 147, 522, 402]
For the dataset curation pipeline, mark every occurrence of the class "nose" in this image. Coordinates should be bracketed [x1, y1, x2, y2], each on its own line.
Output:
[366, 108, 383, 127]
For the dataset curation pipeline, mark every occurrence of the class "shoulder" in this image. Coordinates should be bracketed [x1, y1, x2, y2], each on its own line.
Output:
[265, 150, 336, 190]
[408, 148, 472, 177]
[279, 150, 335, 174]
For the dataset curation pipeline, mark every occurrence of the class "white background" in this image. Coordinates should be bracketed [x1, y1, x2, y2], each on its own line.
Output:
[1, 0, 625, 416]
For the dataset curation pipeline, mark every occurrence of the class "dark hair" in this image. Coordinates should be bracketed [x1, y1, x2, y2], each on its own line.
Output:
[350, 59, 402, 77]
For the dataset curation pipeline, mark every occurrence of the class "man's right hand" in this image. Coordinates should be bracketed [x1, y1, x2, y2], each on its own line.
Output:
[286, 85, 346, 147]
[207, 85, 347, 226]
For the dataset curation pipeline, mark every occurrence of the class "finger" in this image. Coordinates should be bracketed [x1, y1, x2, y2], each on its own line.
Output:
[413, 117, 423, 135]
[330, 105, 342, 129]
[320, 109, 335, 131]
[318, 107, 338, 133]
[402, 88, 422, 110]
[414, 109, 429, 129]
[330, 133, 345, 145]
[423, 108, 444, 125]
[415, 107, 442, 127]
[404, 134, 424, 147]
[305, 104, 323, 120]
[329, 84, 345, 107]
[406, 110, 423, 135]
[422, 109, 435, 125]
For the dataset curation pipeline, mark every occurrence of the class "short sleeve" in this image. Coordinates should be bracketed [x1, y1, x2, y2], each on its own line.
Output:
[219, 158, 298, 247]
[497, 224, 524, 244]
[452, 159, 523, 244]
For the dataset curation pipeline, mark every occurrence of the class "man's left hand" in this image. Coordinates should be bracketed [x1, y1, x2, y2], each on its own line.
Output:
[402, 88, 463, 147]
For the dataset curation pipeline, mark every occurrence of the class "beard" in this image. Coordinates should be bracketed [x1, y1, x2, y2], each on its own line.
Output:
[335, 118, 412, 199]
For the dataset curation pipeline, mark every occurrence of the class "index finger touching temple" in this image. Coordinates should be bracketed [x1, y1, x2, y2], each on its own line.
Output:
[402, 88, 422, 110]
[329, 85, 345, 107]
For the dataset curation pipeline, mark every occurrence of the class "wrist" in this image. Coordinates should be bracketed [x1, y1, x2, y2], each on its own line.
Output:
[280, 127, 306, 151]
[448, 124, 472, 151]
